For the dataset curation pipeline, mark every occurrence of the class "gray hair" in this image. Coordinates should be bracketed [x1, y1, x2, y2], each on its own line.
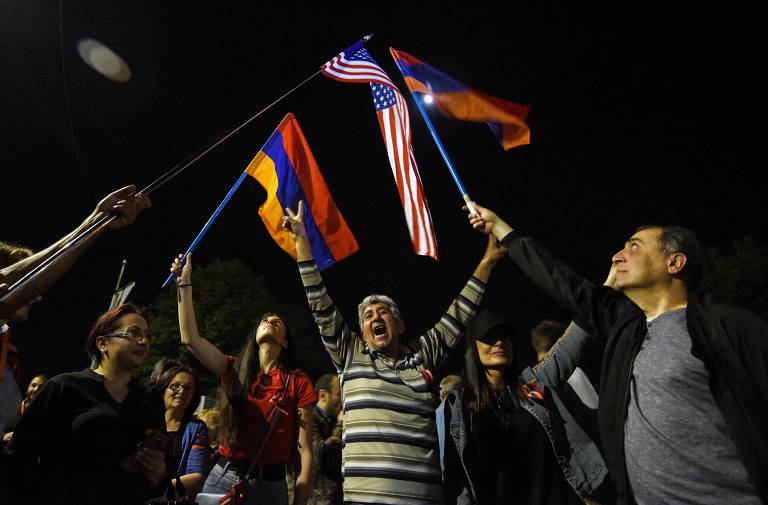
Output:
[357, 294, 402, 329]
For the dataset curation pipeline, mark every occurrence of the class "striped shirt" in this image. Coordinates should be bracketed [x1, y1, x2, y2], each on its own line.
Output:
[298, 259, 485, 505]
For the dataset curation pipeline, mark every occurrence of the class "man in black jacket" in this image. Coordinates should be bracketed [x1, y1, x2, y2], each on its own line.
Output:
[465, 202, 767, 505]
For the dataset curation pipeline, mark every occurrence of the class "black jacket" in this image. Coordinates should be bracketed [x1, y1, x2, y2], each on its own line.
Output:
[502, 231, 768, 504]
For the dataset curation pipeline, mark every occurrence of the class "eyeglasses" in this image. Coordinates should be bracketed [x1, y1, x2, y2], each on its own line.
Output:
[102, 328, 153, 343]
[168, 382, 195, 393]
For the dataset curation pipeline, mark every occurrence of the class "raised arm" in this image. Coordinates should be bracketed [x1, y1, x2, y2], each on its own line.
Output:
[466, 201, 624, 336]
[311, 410, 343, 482]
[416, 234, 504, 370]
[285, 202, 354, 368]
[170, 253, 228, 376]
[0, 186, 151, 317]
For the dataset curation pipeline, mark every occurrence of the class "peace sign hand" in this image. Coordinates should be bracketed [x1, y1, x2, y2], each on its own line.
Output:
[284, 200, 307, 239]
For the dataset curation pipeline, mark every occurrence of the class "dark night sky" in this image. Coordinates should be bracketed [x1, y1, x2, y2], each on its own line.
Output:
[2, 3, 767, 384]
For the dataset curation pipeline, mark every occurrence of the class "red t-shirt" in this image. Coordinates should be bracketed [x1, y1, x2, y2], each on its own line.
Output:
[218, 360, 317, 464]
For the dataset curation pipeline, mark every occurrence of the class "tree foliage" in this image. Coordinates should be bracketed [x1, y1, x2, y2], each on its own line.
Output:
[136, 258, 333, 395]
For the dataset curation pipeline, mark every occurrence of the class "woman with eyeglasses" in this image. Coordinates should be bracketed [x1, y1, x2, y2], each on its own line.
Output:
[6, 303, 168, 505]
[170, 253, 316, 505]
[150, 358, 212, 500]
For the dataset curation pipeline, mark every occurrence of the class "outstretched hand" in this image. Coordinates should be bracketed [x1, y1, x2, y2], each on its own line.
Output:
[284, 200, 307, 239]
[463, 201, 512, 240]
[94, 185, 152, 229]
[170, 252, 193, 286]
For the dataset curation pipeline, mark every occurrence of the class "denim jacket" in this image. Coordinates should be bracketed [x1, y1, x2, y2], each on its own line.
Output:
[438, 322, 608, 504]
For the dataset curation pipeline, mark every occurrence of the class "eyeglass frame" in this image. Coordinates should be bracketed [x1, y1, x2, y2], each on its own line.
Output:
[167, 381, 196, 393]
[101, 328, 153, 343]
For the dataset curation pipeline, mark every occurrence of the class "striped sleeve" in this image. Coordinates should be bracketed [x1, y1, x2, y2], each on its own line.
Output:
[298, 259, 353, 369]
[416, 276, 486, 371]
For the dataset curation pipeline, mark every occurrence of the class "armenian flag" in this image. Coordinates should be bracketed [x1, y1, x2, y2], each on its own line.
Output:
[245, 113, 358, 269]
[390, 47, 530, 150]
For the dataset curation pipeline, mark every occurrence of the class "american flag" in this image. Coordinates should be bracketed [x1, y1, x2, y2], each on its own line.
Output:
[322, 42, 438, 260]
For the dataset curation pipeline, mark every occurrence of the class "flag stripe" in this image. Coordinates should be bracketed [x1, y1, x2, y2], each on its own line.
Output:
[322, 42, 438, 260]
[245, 113, 359, 269]
[390, 47, 531, 151]
[323, 55, 395, 87]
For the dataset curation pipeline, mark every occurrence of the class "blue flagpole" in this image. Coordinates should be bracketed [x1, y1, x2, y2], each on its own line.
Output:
[391, 59, 479, 216]
[161, 171, 249, 288]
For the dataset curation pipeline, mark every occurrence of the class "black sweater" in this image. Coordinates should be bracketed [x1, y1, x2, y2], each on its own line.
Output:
[502, 231, 768, 505]
[7, 368, 166, 505]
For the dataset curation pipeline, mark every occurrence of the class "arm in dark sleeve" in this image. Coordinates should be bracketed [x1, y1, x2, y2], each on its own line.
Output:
[312, 418, 342, 481]
[6, 378, 66, 501]
[501, 231, 624, 336]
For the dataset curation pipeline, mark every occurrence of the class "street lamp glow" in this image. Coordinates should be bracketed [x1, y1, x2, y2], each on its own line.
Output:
[422, 94, 434, 105]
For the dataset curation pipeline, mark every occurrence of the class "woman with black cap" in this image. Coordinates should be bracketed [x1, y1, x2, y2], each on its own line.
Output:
[439, 307, 611, 505]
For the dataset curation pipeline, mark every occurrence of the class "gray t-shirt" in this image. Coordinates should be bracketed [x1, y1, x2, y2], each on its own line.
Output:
[625, 308, 759, 505]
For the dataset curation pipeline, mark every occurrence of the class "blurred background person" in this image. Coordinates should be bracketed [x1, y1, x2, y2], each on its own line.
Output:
[2, 373, 47, 443]
[531, 319, 599, 410]
[308, 373, 343, 505]
[439, 374, 463, 402]
[196, 408, 221, 453]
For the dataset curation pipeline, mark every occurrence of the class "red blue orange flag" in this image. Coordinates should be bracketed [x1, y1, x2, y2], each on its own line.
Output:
[245, 113, 359, 269]
[390, 47, 531, 150]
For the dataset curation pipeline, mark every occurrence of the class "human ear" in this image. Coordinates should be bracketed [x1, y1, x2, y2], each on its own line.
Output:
[668, 253, 687, 274]
[95, 336, 108, 352]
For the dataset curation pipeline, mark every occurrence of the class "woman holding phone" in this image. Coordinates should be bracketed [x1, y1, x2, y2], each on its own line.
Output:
[7, 303, 168, 504]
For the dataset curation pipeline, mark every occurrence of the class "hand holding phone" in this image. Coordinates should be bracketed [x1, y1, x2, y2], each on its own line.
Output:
[138, 429, 170, 452]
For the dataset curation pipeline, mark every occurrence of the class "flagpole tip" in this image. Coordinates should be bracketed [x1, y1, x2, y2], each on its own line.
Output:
[363, 34, 373, 43]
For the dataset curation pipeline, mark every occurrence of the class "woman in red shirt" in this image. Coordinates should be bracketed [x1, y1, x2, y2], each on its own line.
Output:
[170, 254, 316, 505]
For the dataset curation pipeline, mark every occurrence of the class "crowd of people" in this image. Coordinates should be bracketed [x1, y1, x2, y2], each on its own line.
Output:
[0, 188, 766, 505]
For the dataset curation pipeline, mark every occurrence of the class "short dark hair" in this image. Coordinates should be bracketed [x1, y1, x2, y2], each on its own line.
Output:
[530, 320, 565, 353]
[315, 373, 338, 394]
[636, 225, 703, 290]
[84, 303, 147, 365]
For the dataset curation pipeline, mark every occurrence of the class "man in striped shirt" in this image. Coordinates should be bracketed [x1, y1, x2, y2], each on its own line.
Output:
[285, 203, 505, 505]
